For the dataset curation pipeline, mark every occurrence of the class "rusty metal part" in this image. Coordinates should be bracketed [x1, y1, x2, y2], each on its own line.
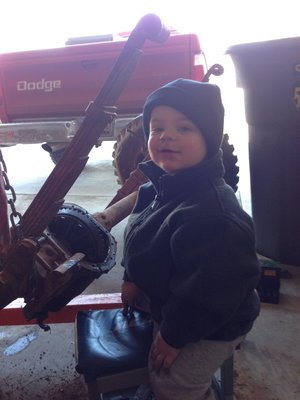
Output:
[0, 14, 169, 318]
[94, 191, 138, 231]
[22, 203, 117, 323]
[0, 238, 39, 308]
[0, 149, 23, 240]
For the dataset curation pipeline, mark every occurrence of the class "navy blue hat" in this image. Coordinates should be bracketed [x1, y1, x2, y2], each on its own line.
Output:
[143, 78, 224, 158]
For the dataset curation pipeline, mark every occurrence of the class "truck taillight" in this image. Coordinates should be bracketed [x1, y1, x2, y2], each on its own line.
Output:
[193, 53, 207, 82]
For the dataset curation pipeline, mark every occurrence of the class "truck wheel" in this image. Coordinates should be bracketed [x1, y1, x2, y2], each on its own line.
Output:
[222, 133, 239, 192]
[113, 115, 239, 192]
[112, 115, 148, 185]
[41, 143, 67, 165]
[49, 148, 65, 165]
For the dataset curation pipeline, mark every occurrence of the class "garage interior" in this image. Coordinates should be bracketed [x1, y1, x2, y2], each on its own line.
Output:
[0, 1, 299, 398]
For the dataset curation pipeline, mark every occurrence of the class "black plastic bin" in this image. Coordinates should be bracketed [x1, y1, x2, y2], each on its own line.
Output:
[227, 37, 300, 265]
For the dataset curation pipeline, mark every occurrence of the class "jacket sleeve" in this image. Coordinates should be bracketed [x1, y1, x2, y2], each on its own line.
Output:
[159, 215, 260, 348]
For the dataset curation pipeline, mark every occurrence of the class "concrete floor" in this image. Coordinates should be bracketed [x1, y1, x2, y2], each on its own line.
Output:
[1, 143, 300, 400]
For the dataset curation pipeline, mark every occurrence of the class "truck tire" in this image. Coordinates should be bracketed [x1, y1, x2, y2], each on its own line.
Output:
[222, 133, 239, 192]
[112, 115, 239, 192]
[49, 148, 65, 165]
[112, 115, 148, 185]
[41, 143, 66, 165]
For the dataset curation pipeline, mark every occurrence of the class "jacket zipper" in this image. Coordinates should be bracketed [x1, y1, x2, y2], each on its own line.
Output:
[124, 180, 163, 256]
[151, 194, 161, 210]
[123, 202, 156, 257]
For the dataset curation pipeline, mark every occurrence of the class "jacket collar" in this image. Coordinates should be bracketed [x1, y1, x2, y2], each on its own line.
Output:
[139, 150, 225, 198]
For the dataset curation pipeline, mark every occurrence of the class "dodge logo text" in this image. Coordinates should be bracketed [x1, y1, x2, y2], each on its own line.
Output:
[17, 78, 62, 92]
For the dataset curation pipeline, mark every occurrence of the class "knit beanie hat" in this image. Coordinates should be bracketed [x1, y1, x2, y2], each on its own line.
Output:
[143, 78, 224, 158]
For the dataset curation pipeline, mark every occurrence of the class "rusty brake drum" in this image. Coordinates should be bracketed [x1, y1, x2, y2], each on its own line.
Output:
[23, 203, 117, 325]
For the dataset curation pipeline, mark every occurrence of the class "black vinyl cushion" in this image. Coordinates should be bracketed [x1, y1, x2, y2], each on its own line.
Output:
[75, 308, 153, 380]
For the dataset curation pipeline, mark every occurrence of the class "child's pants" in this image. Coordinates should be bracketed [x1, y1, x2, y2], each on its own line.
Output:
[149, 334, 244, 400]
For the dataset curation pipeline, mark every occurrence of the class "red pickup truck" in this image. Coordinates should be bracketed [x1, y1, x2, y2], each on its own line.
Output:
[0, 32, 206, 163]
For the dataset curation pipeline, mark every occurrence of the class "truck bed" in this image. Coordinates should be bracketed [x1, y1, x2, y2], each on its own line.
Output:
[0, 33, 204, 123]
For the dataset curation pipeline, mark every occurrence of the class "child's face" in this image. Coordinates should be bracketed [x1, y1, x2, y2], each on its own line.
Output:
[148, 105, 207, 174]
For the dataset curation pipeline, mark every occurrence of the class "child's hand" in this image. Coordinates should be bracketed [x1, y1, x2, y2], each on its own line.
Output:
[150, 330, 180, 373]
[121, 281, 141, 316]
